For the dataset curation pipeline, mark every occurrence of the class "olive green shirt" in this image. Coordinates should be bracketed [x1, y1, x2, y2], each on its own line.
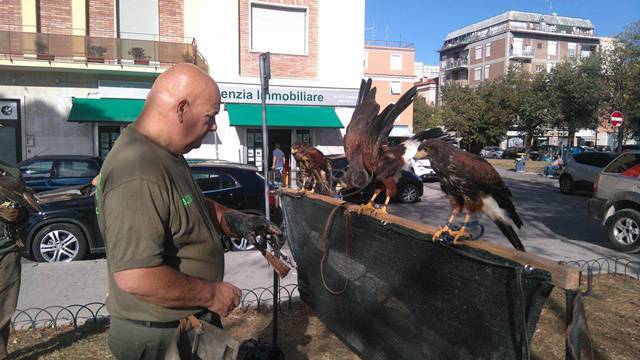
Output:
[0, 161, 24, 255]
[96, 127, 224, 322]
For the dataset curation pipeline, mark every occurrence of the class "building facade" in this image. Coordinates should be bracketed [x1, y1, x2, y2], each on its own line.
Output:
[439, 11, 600, 88]
[0, 0, 207, 165]
[0, 0, 366, 171]
[184, 0, 365, 170]
[438, 11, 608, 148]
[364, 40, 416, 137]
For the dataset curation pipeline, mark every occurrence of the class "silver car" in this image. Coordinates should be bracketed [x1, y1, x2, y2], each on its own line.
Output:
[480, 146, 503, 159]
[559, 152, 618, 194]
[588, 152, 640, 253]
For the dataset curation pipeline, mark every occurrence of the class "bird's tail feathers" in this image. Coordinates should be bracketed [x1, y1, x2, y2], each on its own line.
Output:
[495, 221, 526, 252]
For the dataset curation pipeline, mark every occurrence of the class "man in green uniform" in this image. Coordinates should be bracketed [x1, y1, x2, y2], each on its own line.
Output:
[0, 160, 28, 360]
[97, 63, 281, 359]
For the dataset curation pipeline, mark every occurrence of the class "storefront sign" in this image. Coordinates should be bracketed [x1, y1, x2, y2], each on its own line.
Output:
[219, 83, 358, 106]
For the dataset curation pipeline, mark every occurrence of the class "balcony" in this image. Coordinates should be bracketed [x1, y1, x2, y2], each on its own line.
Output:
[0, 27, 208, 73]
[509, 47, 534, 60]
[444, 58, 469, 71]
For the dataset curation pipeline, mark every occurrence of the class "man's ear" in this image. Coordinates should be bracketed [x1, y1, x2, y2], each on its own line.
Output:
[177, 99, 189, 123]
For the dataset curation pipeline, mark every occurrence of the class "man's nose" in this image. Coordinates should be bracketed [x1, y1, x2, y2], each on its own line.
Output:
[209, 122, 217, 132]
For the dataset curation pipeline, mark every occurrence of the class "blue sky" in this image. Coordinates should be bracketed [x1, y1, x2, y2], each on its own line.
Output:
[365, 0, 640, 64]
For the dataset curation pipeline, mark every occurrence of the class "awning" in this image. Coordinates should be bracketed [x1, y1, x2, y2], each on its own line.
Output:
[226, 104, 343, 128]
[389, 125, 414, 137]
[68, 98, 145, 123]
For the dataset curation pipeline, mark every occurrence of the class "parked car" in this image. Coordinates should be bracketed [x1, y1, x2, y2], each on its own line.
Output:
[501, 147, 526, 159]
[23, 160, 281, 262]
[480, 146, 503, 159]
[17, 155, 102, 192]
[588, 152, 640, 253]
[328, 155, 424, 204]
[410, 158, 438, 182]
[559, 152, 618, 194]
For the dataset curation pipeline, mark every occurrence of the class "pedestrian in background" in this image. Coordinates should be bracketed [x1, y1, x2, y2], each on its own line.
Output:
[271, 143, 285, 187]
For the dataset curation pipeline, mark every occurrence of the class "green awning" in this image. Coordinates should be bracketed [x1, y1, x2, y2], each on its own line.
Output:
[226, 104, 343, 128]
[68, 98, 145, 123]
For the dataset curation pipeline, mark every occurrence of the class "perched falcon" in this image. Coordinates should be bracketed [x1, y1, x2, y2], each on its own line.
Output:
[418, 139, 525, 251]
[342, 78, 448, 214]
[291, 142, 333, 195]
[0, 166, 42, 213]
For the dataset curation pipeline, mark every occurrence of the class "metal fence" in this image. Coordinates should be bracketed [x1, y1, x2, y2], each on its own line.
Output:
[11, 284, 300, 331]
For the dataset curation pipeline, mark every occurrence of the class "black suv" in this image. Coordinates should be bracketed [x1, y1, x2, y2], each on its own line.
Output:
[17, 155, 102, 192]
[328, 155, 423, 204]
[23, 160, 279, 262]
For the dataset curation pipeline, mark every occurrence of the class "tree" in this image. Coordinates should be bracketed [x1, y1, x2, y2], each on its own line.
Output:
[439, 82, 511, 153]
[602, 20, 640, 148]
[506, 67, 558, 150]
[548, 54, 606, 145]
[412, 96, 441, 132]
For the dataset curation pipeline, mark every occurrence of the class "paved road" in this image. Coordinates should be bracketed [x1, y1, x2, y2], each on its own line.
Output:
[391, 169, 640, 263]
[17, 169, 640, 310]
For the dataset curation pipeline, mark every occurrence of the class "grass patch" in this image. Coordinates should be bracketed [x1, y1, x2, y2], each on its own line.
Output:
[8, 274, 639, 359]
[487, 158, 549, 173]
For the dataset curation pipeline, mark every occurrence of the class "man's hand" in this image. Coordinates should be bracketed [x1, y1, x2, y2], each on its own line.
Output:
[207, 282, 242, 318]
[222, 210, 282, 246]
[0, 202, 24, 223]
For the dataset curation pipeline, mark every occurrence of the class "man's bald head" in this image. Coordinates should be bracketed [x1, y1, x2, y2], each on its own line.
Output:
[135, 63, 221, 154]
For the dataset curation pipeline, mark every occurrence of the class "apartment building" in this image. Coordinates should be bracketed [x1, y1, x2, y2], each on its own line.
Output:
[439, 11, 600, 88]
[364, 40, 416, 137]
[438, 11, 605, 147]
[0, 0, 206, 165]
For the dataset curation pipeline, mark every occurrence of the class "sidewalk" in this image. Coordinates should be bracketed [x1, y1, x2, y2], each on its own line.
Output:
[17, 250, 298, 311]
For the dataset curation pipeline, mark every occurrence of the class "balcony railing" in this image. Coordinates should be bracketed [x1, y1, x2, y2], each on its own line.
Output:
[365, 39, 414, 49]
[444, 57, 469, 71]
[509, 47, 534, 59]
[0, 27, 208, 72]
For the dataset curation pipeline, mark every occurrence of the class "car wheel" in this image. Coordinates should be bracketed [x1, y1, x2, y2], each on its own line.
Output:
[559, 176, 575, 194]
[605, 209, 640, 253]
[32, 223, 87, 263]
[399, 184, 420, 203]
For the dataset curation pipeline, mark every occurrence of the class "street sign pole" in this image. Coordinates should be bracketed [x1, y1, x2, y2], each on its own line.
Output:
[259, 52, 283, 352]
[611, 111, 624, 152]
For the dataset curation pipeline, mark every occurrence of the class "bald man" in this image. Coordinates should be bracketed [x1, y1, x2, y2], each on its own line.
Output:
[96, 64, 281, 359]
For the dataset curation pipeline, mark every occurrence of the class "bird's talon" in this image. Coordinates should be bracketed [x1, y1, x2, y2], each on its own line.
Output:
[432, 225, 451, 241]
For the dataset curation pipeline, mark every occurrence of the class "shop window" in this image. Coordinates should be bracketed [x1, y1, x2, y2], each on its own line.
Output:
[296, 130, 311, 144]
[251, 3, 307, 55]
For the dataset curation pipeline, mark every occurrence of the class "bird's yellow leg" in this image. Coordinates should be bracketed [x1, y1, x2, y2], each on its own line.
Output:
[450, 213, 473, 244]
[357, 189, 382, 215]
[432, 211, 460, 241]
[298, 175, 308, 193]
[375, 195, 391, 215]
[308, 178, 317, 194]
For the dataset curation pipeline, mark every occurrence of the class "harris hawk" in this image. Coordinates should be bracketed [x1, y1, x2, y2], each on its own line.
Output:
[341, 78, 448, 214]
[0, 163, 42, 216]
[291, 142, 334, 195]
[418, 139, 526, 252]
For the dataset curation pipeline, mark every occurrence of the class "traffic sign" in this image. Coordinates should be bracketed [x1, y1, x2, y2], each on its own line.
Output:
[611, 111, 623, 127]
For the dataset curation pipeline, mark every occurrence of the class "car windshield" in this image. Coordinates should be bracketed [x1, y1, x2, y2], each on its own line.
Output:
[604, 153, 640, 177]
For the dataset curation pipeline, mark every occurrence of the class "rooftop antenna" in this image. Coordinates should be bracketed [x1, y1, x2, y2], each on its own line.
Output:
[385, 24, 390, 42]
[545, 0, 552, 14]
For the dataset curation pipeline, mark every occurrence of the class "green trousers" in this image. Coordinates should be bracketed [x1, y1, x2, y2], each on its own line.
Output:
[109, 312, 221, 359]
[0, 251, 21, 360]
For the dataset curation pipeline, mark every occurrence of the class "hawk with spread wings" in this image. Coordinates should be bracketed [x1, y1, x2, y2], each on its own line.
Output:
[418, 139, 526, 251]
[341, 78, 447, 214]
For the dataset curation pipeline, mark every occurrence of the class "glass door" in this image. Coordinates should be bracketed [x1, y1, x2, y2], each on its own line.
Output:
[98, 125, 122, 159]
[0, 100, 21, 165]
[246, 129, 264, 171]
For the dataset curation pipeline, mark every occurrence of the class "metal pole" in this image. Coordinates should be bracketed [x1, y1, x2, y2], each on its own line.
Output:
[260, 52, 280, 348]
